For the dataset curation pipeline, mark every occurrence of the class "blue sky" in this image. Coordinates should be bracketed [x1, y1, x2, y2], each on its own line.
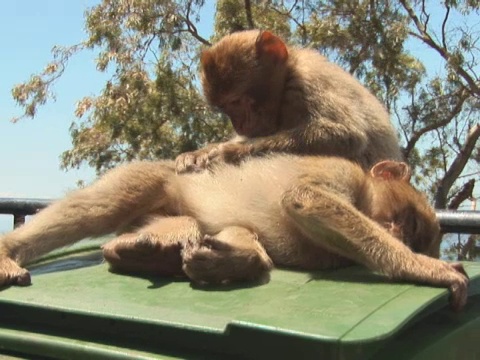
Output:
[0, 1, 216, 197]
[1, 0, 101, 200]
[0, 1, 103, 230]
[0, 0, 215, 230]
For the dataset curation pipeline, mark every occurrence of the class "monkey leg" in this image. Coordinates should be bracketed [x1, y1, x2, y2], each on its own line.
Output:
[0, 161, 176, 286]
[182, 226, 273, 285]
[281, 181, 469, 311]
[102, 216, 202, 276]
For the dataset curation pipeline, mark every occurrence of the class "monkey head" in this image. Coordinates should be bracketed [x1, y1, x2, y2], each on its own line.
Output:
[200, 30, 289, 138]
[367, 161, 442, 258]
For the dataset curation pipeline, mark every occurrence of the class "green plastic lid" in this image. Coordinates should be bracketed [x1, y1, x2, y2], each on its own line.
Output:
[0, 240, 478, 359]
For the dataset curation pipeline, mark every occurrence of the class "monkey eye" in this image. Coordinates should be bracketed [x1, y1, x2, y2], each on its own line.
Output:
[227, 98, 243, 107]
[218, 99, 241, 112]
[410, 215, 418, 233]
[402, 210, 418, 234]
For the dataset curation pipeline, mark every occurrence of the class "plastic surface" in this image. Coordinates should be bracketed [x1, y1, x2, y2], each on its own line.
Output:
[0, 242, 478, 359]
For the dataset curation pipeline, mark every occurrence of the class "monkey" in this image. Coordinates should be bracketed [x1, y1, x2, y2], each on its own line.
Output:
[0, 155, 469, 311]
[175, 30, 403, 173]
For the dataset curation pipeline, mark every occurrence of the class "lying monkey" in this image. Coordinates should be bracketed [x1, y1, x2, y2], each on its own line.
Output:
[0, 156, 468, 310]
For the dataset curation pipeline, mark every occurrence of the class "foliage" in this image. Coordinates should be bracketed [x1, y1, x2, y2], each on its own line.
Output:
[11, 0, 480, 214]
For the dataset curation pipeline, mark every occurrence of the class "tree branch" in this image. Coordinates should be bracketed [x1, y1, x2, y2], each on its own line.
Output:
[268, 2, 308, 40]
[458, 234, 479, 261]
[403, 90, 469, 158]
[435, 124, 480, 208]
[181, 1, 211, 46]
[399, 0, 480, 96]
[441, 4, 450, 50]
[244, 0, 255, 29]
[448, 179, 475, 210]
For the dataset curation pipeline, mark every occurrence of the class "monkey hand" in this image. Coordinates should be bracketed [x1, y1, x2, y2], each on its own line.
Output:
[444, 262, 470, 312]
[0, 256, 31, 287]
[414, 254, 469, 312]
[175, 143, 253, 173]
[175, 145, 221, 174]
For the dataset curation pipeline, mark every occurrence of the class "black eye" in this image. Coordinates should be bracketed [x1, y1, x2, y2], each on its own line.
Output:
[410, 216, 418, 234]
[404, 210, 418, 234]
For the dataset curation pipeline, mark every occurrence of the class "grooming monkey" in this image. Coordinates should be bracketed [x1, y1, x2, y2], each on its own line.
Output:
[176, 30, 402, 173]
[0, 156, 468, 311]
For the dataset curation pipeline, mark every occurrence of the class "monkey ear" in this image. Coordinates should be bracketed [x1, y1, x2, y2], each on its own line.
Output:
[256, 31, 288, 65]
[370, 161, 411, 182]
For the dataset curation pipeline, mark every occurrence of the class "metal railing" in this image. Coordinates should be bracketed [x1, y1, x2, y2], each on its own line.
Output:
[0, 198, 479, 234]
[0, 198, 53, 229]
[436, 210, 480, 234]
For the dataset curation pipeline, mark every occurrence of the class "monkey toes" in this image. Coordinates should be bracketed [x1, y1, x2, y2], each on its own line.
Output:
[182, 235, 234, 284]
[0, 257, 31, 287]
[182, 235, 271, 285]
[102, 233, 183, 276]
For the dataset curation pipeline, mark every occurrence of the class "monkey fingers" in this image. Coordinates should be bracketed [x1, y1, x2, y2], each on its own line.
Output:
[102, 233, 184, 276]
[451, 262, 469, 278]
[182, 227, 273, 285]
[175, 152, 203, 173]
[412, 255, 469, 312]
[0, 256, 31, 287]
[175, 146, 220, 174]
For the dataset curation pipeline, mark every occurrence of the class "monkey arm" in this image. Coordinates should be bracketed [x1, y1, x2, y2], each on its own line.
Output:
[175, 118, 369, 173]
[176, 118, 369, 173]
[220, 120, 368, 162]
[281, 180, 469, 311]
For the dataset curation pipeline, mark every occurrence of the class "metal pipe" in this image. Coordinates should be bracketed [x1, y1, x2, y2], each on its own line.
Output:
[0, 198, 53, 228]
[0, 198, 53, 215]
[435, 210, 480, 234]
[0, 198, 479, 234]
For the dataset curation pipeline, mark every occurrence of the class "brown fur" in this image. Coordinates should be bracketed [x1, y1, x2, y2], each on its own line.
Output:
[176, 30, 402, 173]
[0, 155, 468, 311]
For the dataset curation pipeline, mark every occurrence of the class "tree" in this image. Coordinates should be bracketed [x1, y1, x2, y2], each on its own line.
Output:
[11, 0, 480, 255]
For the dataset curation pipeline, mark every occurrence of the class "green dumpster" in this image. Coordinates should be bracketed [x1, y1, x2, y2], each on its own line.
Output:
[0, 240, 478, 359]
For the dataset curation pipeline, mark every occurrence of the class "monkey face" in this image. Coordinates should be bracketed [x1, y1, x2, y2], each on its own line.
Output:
[200, 30, 288, 138]
[373, 182, 442, 258]
[368, 161, 441, 258]
[215, 93, 281, 137]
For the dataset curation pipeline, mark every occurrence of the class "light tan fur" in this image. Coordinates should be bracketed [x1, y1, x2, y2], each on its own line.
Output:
[0, 155, 468, 311]
[176, 30, 402, 173]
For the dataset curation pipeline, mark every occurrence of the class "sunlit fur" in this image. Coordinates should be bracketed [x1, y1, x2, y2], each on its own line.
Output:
[0, 155, 468, 310]
[177, 30, 403, 173]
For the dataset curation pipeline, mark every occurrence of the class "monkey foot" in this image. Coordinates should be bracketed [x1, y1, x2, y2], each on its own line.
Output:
[0, 256, 31, 287]
[182, 235, 272, 285]
[102, 233, 183, 276]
